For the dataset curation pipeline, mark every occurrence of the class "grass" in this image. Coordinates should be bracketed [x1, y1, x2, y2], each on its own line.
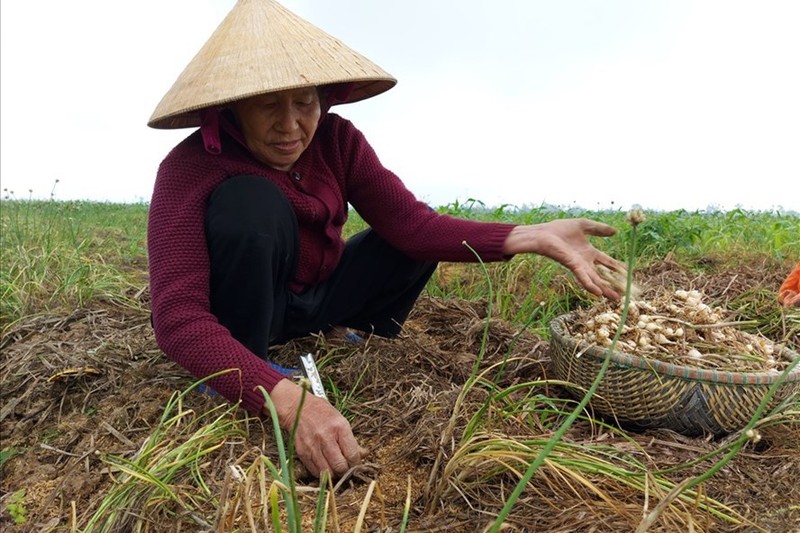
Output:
[0, 199, 148, 330]
[3, 199, 796, 331]
[83, 373, 247, 532]
[1, 197, 798, 531]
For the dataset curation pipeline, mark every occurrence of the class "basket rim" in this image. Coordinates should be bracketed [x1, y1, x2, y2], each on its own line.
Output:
[549, 312, 800, 386]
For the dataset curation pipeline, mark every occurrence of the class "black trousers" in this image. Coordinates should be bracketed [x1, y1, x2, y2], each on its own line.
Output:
[204, 175, 438, 360]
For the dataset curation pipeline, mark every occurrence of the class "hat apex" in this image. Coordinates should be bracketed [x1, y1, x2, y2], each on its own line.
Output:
[148, 0, 395, 129]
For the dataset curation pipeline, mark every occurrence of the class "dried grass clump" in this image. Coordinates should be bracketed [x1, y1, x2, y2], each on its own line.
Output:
[570, 288, 792, 372]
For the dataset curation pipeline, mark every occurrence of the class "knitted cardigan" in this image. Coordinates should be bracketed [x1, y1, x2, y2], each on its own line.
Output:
[148, 113, 516, 415]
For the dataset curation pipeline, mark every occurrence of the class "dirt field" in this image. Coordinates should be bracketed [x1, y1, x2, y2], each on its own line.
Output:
[1, 258, 798, 532]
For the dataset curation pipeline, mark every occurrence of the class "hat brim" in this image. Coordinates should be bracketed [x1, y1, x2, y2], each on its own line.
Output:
[148, 0, 396, 130]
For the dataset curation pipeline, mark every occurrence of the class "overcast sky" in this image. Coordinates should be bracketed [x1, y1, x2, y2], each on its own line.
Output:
[1, 0, 798, 212]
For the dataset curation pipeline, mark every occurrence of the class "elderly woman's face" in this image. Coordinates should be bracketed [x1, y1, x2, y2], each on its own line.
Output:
[231, 87, 321, 170]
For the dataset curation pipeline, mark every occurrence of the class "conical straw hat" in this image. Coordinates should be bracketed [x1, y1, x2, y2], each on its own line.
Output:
[148, 0, 396, 129]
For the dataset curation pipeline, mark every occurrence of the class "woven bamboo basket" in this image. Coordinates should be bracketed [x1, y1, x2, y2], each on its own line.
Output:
[549, 313, 800, 436]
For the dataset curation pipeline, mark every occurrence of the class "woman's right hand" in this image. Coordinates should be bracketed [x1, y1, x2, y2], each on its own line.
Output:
[268, 378, 367, 478]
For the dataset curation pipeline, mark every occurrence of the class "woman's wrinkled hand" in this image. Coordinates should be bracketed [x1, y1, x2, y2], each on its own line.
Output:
[268, 378, 367, 478]
[502, 218, 626, 301]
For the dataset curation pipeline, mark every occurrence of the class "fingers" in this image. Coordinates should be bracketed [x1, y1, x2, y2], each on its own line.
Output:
[574, 220, 622, 268]
[341, 441, 368, 468]
[790, 293, 800, 307]
[287, 393, 365, 478]
[596, 252, 626, 273]
[323, 436, 366, 477]
[572, 248, 630, 301]
[579, 220, 629, 299]
[597, 278, 623, 301]
[780, 289, 800, 307]
[523, 218, 625, 302]
[306, 427, 364, 478]
[577, 265, 621, 302]
[314, 439, 349, 477]
[580, 219, 618, 238]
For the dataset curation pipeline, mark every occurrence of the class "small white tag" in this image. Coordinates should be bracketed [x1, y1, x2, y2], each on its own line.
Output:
[299, 353, 327, 400]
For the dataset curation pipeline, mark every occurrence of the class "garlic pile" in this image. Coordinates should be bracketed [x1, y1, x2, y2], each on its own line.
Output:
[568, 288, 789, 372]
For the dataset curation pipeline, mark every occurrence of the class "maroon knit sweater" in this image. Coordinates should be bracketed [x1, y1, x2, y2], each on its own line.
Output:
[148, 113, 516, 415]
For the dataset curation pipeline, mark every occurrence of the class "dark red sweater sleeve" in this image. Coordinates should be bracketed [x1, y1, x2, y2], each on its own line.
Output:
[147, 138, 286, 416]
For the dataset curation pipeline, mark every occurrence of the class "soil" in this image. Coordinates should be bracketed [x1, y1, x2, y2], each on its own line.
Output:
[1, 257, 798, 532]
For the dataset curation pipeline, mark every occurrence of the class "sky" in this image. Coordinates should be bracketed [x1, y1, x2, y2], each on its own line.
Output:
[1, 0, 799, 212]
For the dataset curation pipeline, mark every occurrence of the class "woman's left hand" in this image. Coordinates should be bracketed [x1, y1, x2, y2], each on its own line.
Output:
[502, 218, 626, 301]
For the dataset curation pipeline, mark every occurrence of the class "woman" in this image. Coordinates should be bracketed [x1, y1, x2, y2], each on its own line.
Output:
[147, 0, 625, 478]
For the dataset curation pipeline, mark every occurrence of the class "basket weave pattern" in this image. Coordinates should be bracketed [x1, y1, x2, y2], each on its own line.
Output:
[549, 314, 800, 436]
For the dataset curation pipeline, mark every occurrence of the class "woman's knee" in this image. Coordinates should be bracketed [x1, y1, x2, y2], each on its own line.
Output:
[205, 175, 295, 238]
